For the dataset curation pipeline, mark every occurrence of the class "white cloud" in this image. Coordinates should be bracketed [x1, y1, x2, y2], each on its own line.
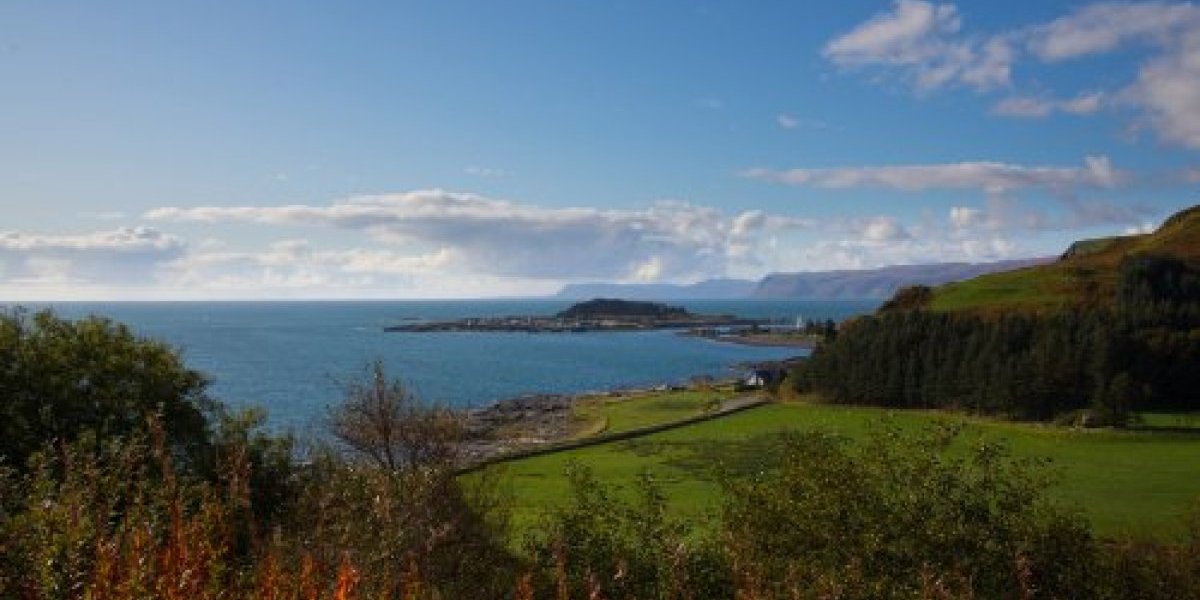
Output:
[773, 234, 1023, 272]
[828, 1, 1200, 148]
[1024, 2, 1200, 147]
[0, 227, 185, 285]
[858, 216, 912, 242]
[823, 0, 1012, 91]
[1026, 2, 1200, 61]
[0, 227, 182, 253]
[1124, 222, 1157, 235]
[949, 206, 985, 229]
[992, 91, 1105, 118]
[1124, 27, 1200, 148]
[774, 197, 1155, 274]
[743, 155, 1123, 194]
[776, 114, 827, 130]
[1062, 91, 1106, 115]
[158, 240, 460, 296]
[946, 196, 1155, 234]
[824, 0, 962, 65]
[147, 190, 815, 283]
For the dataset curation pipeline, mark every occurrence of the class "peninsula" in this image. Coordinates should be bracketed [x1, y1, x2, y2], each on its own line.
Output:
[385, 298, 764, 333]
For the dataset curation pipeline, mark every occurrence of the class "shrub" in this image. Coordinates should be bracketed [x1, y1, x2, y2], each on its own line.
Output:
[526, 464, 733, 599]
[0, 309, 214, 473]
[721, 424, 1096, 599]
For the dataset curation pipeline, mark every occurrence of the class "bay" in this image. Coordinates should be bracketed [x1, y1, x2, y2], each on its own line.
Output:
[12, 299, 878, 433]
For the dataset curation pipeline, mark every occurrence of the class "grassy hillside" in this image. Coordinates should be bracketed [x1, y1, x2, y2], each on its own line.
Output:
[929, 204, 1200, 313]
[487, 401, 1200, 539]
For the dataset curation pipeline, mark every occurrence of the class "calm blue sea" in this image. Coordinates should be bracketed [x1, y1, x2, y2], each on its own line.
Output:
[12, 299, 878, 433]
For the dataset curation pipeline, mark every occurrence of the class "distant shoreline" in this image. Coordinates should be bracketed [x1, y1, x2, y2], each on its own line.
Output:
[703, 334, 816, 348]
[680, 329, 820, 349]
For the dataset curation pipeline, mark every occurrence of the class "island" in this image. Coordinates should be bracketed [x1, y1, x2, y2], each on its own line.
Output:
[384, 298, 765, 333]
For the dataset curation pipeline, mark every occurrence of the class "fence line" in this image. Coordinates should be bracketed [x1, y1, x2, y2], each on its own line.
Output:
[456, 397, 768, 475]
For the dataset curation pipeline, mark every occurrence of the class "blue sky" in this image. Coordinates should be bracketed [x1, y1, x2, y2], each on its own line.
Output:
[2, 1, 1198, 299]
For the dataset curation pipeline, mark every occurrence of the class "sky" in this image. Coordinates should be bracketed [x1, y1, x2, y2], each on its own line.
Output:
[1, 0, 1198, 299]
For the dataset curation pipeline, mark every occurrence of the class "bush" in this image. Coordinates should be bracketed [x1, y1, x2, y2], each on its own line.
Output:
[0, 362, 518, 599]
[0, 309, 215, 473]
[721, 425, 1095, 599]
[526, 464, 733, 599]
[328, 361, 464, 472]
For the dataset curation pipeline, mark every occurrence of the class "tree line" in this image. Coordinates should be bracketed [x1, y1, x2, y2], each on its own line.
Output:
[788, 254, 1200, 423]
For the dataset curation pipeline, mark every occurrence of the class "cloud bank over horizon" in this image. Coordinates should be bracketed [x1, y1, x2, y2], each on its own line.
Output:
[0, 183, 1168, 300]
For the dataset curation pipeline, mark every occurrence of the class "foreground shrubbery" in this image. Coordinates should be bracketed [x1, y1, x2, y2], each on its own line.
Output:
[0, 425, 518, 599]
[7, 418, 1198, 598]
[3, 309, 1200, 598]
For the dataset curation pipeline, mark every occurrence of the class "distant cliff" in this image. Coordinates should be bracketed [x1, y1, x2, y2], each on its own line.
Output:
[550, 259, 1054, 301]
[751, 258, 1053, 299]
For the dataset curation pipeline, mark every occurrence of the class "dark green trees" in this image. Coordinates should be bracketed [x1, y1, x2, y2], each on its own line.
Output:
[0, 309, 214, 471]
[791, 254, 1200, 422]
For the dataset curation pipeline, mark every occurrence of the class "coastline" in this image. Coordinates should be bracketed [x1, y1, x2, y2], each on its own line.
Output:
[680, 330, 819, 349]
[461, 378, 744, 463]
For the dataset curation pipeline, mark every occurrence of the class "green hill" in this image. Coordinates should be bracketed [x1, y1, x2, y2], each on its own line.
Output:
[928, 205, 1200, 313]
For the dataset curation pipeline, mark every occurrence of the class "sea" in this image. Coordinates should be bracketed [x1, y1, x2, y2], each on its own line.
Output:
[11, 299, 879, 434]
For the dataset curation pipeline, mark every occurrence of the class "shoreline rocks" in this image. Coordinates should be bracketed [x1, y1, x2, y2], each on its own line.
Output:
[461, 394, 575, 462]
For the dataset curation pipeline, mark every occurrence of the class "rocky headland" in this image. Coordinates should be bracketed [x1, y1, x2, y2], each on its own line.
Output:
[386, 298, 764, 333]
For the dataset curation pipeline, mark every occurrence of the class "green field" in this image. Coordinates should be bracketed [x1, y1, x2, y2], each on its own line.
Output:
[568, 387, 732, 437]
[487, 401, 1200, 539]
[929, 263, 1080, 312]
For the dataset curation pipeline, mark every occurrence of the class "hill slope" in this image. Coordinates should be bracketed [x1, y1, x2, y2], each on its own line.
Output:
[929, 205, 1200, 313]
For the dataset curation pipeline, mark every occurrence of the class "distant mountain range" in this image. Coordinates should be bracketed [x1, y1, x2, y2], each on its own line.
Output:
[553, 258, 1054, 300]
[751, 258, 1053, 299]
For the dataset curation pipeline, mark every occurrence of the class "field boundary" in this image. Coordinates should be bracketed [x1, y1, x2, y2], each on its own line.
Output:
[456, 396, 768, 474]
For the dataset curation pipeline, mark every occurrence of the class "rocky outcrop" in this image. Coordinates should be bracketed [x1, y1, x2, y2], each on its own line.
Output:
[460, 394, 574, 462]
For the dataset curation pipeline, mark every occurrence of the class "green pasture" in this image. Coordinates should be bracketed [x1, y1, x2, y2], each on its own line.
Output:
[568, 387, 734, 436]
[929, 264, 1079, 313]
[486, 401, 1200, 540]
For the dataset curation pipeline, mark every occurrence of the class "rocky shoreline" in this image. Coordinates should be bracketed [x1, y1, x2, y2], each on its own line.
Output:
[461, 393, 576, 462]
[459, 383, 700, 463]
[387, 314, 764, 333]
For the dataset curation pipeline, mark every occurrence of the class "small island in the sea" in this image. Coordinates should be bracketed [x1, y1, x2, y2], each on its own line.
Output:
[385, 298, 765, 333]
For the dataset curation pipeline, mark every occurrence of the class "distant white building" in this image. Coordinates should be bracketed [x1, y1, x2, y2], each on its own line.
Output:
[745, 371, 767, 387]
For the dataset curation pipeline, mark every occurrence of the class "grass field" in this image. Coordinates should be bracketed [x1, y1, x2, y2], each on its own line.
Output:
[929, 264, 1079, 312]
[568, 387, 734, 437]
[487, 401, 1200, 540]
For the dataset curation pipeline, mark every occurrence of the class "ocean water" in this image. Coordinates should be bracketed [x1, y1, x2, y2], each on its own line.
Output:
[15, 299, 878, 433]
